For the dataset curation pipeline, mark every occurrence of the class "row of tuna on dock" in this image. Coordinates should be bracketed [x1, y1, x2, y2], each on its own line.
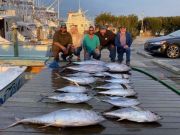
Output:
[1, 60, 162, 130]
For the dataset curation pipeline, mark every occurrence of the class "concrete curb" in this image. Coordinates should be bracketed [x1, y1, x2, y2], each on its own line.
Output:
[152, 60, 180, 75]
[136, 51, 154, 59]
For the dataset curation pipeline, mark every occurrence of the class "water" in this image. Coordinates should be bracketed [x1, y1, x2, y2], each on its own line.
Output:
[0, 44, 51, 57]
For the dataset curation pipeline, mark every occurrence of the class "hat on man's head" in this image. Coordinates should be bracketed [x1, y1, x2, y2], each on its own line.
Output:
[119, 25, 126, 29]
[100, 25, 107, 30]
[60, 22, 67, 27]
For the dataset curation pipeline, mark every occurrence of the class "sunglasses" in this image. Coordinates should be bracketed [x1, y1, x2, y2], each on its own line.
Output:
[61, 27, 67, 29]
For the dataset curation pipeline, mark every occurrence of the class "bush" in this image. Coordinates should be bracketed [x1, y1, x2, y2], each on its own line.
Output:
[95, 13, 180, 37]
[144, 16, 180, 35]
[95, 13, 139, 38]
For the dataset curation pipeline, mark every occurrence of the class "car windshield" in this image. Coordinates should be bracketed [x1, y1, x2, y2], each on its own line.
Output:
[168, 30, 180, 37]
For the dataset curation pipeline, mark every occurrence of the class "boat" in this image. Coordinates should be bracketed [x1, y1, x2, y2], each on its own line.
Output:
[0, 0, 59, 44]
[66, 8, 92, 34]
[0, 65, 27, 104]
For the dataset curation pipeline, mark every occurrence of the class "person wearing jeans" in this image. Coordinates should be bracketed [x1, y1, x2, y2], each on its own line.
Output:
[70, 25, 83, 61]
[83, 26, 101, 60]
[52, 23, 73, 62]
[49, 23, 73, 68]
[95, 26, 116, 62]
[115, 26, 133, 66]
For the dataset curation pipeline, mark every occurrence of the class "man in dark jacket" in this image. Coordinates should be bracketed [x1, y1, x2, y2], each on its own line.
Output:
[52, 23, 73, 62]
[115, 26, 133, 66]
[49, 23, 73, 68]
[95, 26, 116, 62]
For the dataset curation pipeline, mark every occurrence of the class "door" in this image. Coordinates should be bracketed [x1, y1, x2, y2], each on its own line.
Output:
[0, 19, 5, 38]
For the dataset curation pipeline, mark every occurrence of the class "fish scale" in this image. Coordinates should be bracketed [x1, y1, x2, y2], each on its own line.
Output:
[56, 86, 88, 93]
[105, 63, 131, 72]
[96, 83, 124, 89]
[62, 76, 96, 85]
[98, 89, 136, 97]
[105, 79, 130, 84]
[102, 97, 140, 107]
[47, 93, 92, 103]
[73, 60, 106, 66]
[66, 64, 109, 73]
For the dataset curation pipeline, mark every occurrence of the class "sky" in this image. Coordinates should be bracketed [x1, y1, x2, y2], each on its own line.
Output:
[44, 0, 180, 19]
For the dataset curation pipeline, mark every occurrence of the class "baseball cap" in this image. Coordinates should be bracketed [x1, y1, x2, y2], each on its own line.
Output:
[100, 25, 107, 30]
[60, 23, 67, 27]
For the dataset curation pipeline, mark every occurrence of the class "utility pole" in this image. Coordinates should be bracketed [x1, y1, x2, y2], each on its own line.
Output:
[11, 23, 19, 57]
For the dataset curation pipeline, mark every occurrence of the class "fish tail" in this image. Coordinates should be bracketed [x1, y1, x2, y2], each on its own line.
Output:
[88, 84, 96, 89]
[101, 99, 107, 103]
[0, 118, 21, 131]
[59, 62, 72, 73]
[37, 94, 49, 102]
[54, 73, 61, 79]
[94, 97, 101, 102]
[117, 118, 125, 121]
[73, 81, 80, 86]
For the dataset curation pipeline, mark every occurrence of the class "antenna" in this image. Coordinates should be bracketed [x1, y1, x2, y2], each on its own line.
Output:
[79, 0, 81, 10]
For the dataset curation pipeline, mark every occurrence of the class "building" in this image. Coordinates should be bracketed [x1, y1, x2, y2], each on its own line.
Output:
[66, 9, 92, 34]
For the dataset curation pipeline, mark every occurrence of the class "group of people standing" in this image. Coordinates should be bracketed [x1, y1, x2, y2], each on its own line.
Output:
[50, 23, 132, 68]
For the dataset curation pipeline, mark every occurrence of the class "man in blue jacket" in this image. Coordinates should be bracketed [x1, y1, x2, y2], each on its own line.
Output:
[115, 26, 133, 66]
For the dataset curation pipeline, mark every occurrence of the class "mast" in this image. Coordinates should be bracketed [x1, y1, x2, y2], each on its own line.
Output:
[78, 0, 81, 13]
[79, 0, 81, 10]
[58, 0, 60, 19]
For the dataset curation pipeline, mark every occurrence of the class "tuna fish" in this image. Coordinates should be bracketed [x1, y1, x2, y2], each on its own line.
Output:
[107, 73, 130, 79]
[95, 83, 124, 89]
[66, 65, 109, 73]
[3, 108, 105, 129]
[98, 89, 136, 97]
[105, 79, 130, 84]
[93, 72, 109, 77]
[102, 97, 140, 107]
[106, 73, 123, 79]
[93, 72, 130, 79]
[62, 76, 96, 85]
[123, 83, 132, 89]
[46, 93, 92, 103]
[122, 74, 130, 79]
[104, 107, 162, 123]
[73, 60, 106, 66]
[67, 72, 92, 77]
[56, 86, 88, 93]
[105, 63, 131, 72]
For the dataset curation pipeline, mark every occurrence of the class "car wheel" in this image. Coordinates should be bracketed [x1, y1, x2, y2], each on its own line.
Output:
[166, 45, 180, 58]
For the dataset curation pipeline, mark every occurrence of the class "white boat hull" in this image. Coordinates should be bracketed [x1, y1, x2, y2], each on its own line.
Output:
[0, 66, 27, 104]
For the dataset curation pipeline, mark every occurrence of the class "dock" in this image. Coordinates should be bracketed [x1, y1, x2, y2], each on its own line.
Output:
[0, 68, 180, 135]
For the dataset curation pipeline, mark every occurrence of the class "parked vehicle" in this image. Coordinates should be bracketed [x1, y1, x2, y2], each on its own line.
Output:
[144, 30, 180, 58]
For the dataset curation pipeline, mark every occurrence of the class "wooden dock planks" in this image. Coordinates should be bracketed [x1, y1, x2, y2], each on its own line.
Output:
[0, 68, 180, 135]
